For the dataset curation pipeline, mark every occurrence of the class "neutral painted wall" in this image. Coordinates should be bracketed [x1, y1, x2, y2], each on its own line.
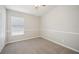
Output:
[1, 5, 79, 53]
[41, 6, 79, 52]
[6, 10, 40, 43]
[0, 6, 6, 52]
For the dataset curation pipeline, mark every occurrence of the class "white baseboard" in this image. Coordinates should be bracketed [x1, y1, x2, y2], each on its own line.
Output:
[7, 36, 40, 44]
[1, 35, 79, 53]
[0, 36, 40, 53]
[41, 35, 79, 53]
[0, 45, 5, 53]
[0, 49, 2, 53]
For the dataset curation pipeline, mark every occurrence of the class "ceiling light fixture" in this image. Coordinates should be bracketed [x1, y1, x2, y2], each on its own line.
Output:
[34, 5, 46, 9]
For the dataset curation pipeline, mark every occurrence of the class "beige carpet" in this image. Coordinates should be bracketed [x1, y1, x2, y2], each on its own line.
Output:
[1, 37, 78, 54]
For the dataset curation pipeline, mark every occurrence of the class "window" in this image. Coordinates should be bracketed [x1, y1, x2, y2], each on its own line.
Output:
[11, 16, 24, 36]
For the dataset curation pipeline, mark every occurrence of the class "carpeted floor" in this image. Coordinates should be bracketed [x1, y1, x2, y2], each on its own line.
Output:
[1, 37, 78, 54]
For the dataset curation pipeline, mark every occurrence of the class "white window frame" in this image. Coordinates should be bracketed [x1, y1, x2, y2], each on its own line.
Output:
[11, 15, 24, 36]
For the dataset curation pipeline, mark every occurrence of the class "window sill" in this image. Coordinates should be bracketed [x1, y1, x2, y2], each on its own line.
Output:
[12, 32, 24, 36]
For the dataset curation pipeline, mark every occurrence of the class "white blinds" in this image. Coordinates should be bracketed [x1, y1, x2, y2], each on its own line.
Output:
[11, 16, 24, 36]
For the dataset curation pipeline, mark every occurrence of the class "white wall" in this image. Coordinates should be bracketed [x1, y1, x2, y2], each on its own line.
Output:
[1, 5, 79, 53]
[0, 6, 6, 52]
[41, 6, 79, 52]
[6, 10, 40, 43]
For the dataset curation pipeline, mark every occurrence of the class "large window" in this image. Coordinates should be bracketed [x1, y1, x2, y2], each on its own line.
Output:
[11, 16, 24, 36]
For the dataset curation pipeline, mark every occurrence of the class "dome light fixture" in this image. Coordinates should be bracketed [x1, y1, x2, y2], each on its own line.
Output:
[34, 5, 46, 9]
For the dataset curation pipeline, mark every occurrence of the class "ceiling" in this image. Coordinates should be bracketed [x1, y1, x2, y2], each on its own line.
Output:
[5, 5, 56, 16]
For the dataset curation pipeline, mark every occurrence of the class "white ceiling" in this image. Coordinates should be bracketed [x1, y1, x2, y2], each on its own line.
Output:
[5, 5, 56, 16]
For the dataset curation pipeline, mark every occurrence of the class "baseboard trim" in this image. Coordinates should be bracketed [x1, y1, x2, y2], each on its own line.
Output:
[2, 35, 79, 53]
[7, 36, 40, 44]
[1, 36, 40, 53]
[0, 45, 5, 53]
[41, 35, 79, 53]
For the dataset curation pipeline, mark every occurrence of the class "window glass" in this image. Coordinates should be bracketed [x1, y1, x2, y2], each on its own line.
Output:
[11, 16, 24, 36]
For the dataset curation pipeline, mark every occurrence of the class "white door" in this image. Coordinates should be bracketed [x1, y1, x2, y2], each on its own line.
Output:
[0, 6, 6, 52]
